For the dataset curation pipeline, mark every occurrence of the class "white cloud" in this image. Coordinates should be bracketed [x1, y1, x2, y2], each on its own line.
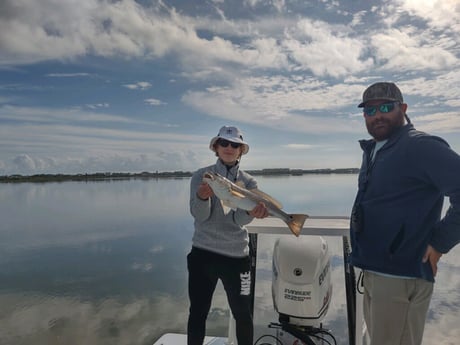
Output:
[123, 82, 152, 90]
[412, 112, 460, 133]
[396, 71, 460, 108]
[0, 150, 202, 175]
[0, 105, 141, 125]
[243, 0, 286, 11]
[182, 75, 364, 133]
[86, 103, 109, 109]
[284, 144, 317, 150]
[1, 0, 457, 82]
[399, 0, 460, 30]
[371, 28, 457, 71]
[46, 73, 92, 77]
[0, 105, 208, 174]
[12, 154, 36, 172]
[144, 98, 166, 106]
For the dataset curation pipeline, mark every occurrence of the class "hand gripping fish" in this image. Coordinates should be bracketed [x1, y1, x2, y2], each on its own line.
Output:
[203, 172, 308, 236]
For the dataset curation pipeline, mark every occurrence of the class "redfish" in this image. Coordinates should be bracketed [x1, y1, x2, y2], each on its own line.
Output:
[203, 171, 308, 236]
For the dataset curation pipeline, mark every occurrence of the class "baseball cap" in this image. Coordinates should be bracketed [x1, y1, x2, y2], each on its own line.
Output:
[358, 82, 404, 108]
[209, 126, 249, 155]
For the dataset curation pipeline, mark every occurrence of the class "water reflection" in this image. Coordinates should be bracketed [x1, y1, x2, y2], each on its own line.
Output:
[0, 176, 459, 345]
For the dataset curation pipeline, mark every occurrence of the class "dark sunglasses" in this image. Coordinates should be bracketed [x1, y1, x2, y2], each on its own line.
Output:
[218, 139, 241, 149]
[363, 102, 398, 116]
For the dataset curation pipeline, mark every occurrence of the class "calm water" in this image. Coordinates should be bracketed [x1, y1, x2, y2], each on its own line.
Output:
[1, 175, 459, 345]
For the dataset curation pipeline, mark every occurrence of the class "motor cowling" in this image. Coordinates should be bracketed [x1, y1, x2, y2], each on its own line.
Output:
[272, 236, 332, 327]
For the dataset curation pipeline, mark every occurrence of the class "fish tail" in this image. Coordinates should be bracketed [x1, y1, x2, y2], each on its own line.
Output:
[286, 214, 308, 236]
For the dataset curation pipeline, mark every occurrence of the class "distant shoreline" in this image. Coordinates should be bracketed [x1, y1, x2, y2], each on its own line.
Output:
[0, 168, 359, 183]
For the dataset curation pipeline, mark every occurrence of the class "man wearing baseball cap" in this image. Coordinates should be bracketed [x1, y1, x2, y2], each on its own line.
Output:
[350, 82, 460, 345]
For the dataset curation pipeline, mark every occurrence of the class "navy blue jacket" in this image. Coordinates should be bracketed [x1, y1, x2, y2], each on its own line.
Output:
[350, 124, 460, 282]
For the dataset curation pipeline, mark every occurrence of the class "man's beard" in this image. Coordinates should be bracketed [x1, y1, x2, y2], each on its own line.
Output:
[366, 114, 405, 141]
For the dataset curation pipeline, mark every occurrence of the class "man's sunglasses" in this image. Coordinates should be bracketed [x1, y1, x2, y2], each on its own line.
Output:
[363, 102, 398, 116]
[218, 139, 241, 149]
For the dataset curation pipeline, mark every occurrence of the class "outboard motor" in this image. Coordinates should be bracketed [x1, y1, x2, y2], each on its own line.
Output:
[272, 236, 332, 327]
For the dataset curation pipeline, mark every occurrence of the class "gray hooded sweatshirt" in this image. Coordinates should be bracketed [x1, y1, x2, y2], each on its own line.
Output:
[189, 159, 257, 257]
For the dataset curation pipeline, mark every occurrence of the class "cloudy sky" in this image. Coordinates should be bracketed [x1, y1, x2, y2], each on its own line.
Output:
[0, 0, 459, 175]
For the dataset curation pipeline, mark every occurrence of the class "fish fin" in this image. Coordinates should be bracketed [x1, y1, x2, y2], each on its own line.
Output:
[250, 189, 283, 209]
[235, 181, 245, 188]
[285, 214, 309, 236]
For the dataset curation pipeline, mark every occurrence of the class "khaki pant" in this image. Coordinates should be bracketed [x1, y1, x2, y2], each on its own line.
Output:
[363, 271, 433, 345]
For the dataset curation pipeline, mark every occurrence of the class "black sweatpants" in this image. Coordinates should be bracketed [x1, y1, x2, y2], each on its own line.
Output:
[187, 247, 253, 345]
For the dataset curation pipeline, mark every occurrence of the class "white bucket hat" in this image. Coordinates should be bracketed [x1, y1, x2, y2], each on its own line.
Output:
[209, 126, 249, 155]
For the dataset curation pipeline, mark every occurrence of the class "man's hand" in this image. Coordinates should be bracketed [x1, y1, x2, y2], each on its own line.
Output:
[422, 244, 443, 276]
[249, 202, 269, 219]
[197, 182, 213, 200]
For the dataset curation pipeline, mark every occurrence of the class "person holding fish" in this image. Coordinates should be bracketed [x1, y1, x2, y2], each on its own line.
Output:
[350, 82, 460, 345]
[187, 125, 269, 345]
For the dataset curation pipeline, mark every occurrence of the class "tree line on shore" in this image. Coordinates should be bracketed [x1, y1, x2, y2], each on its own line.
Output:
[0, 168, 359, 183]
